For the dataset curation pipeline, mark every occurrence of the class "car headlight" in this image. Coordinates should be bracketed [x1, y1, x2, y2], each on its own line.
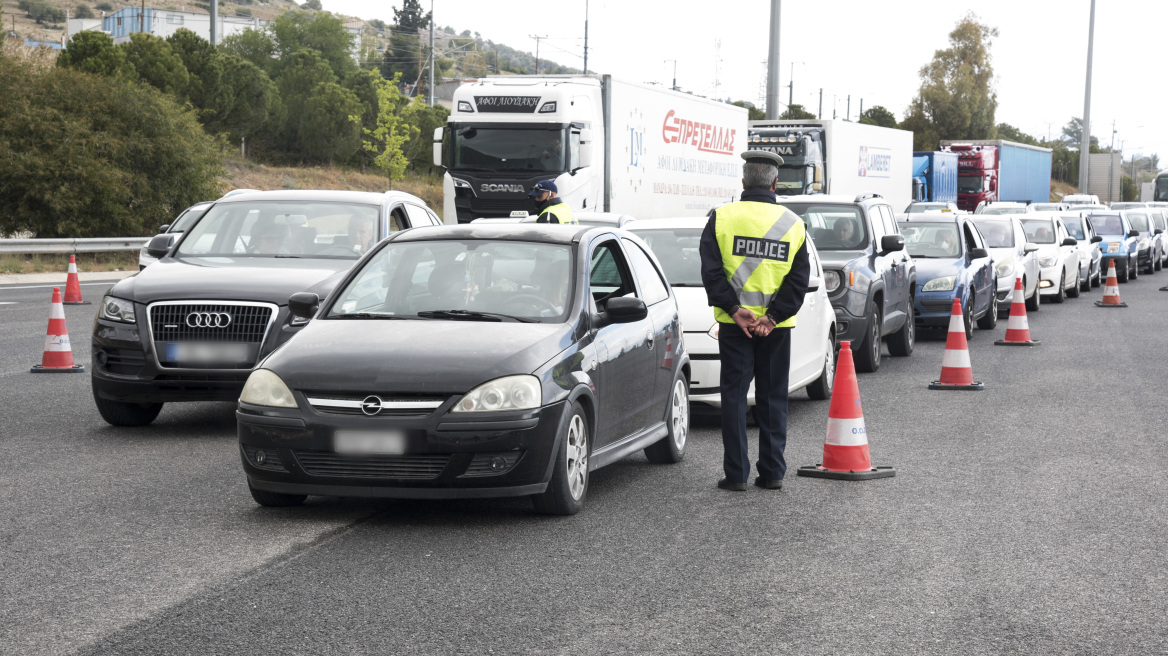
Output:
[100, 296, 136, 324]
[240, 369, 298, 408]
[1038, 255, 1058, 268]
[707, 322, 720, 340]
[995, 258, 1014, 278]
[1139, 239, 1149, 250]
[922, 276, 955, 292]
[453, 374, 541, 413]
[1107, 242, 1120, 253]
[824, 270, 841, 293]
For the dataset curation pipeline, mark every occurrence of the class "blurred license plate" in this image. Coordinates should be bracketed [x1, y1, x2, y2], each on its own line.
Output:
[166, 342, 250, 363]
[334, 430, 406, 455]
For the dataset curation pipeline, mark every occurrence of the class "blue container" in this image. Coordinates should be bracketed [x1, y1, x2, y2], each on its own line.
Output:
[998, 143, 1053, 203]
[912, 151, 959, 203]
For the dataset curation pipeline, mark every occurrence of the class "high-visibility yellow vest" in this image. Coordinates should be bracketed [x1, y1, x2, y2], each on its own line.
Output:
[538, 201, 577, 224]
[713, 201, 805, 328]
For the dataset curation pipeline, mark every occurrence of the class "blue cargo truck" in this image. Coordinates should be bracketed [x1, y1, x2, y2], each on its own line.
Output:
[940, 139, 1052, 210]
[911, 151, 958, 205]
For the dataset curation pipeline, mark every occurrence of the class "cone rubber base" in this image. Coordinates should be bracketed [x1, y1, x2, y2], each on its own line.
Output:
[1094, 301, 1127, 308]
[994, 339, 1040, 346]
[929, 380, 984, 390]
[797, 465, 896, 481]
[30, 364, 85, 374]
[62, 301, 91, 305]
[1160, 286, 1168, 292]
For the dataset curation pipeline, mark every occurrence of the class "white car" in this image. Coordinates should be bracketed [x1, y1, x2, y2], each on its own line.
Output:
[970, 215, 1041, 313]
[905, 201, 961, 214]
[975, 201, 1036, 215]
[1020, 214, 1081, 302]
[138, 201, 213, 269]
[629, 216, 836, 408]
[1060, 211, 1104, 290]
[1063, 193, 1101, 206]
[1148, 209, 1168, 269]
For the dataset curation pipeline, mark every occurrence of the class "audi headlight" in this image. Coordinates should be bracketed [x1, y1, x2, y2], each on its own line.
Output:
[1039, 255, 1058, 268]
[240, 369, 297, 408]
[995, 258, 1014, 278]
[824, 270, 841, 293]
[922, 276, 955, 292]
[1107, 242, 1120, 253]
[100, 296, 136, 324]
[453, 375, 541, 413]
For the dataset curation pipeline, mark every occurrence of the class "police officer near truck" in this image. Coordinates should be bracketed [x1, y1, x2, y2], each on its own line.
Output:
[528, 180, 578, 224]
[700, 150, 810, 492]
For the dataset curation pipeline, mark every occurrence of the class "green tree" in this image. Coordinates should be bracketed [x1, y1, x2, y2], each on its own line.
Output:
[730, 100, 764, 121]
[903, 14, 998, 145]
[779, 103, 816, 120]
[94, 1, 112, 10]
[219, 27, 276, 73]
[0, 57, 222, 238]
[211, 54, 277, 141]
[899, 100, 939, 151]
[394, 0, 430, 31]
[300, 82, 363, 163]
[400, 98, 448, 175]
[167, 28, 221, 115]
[74, 4, 95, 18]
[18, 0, 65, 23]
[57, 31, 133, 78]
[1121, 175, 1137, 202]
[1060, 117, 1100, 151]
[995, 123, 1040, 146]
[275, 49, 337, 155]
[120, 33, 190, 98]
[300, 0, 320, 9]
[363, 73, 417, 180]
[381, 31, 420, 86]
[269, 10, 356, 81]
[859, 105, 897, 129]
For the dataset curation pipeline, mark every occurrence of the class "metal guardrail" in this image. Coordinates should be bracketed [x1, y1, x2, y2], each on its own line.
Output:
[0, 237, 150, 254]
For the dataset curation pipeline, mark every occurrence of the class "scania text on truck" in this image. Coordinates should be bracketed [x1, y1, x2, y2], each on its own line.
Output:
[940, 140, 1053, 212]
[745, 119, 914, 212]
[432, 75, 748, 223]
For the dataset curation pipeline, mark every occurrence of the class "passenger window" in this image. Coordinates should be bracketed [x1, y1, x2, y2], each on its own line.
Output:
[867, 208, 886, 244]
[404, 204, 432, 228]
[426, 208, 442, 225]
[622, 239, 669, 305]
[589, 240, 636, 310]
[389, 207, 406, 233]
[879, 206, 899, 236]
[964, 223, 982, 251]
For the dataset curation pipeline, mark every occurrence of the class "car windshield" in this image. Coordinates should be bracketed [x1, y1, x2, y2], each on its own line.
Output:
[1090, 215, 1124, 235]
[631, 228, 703, 285]
[782, 204, 866, 250]
[170, 206, 210, 233]
[1062, 218, 1086, 240]
[328, 239, 573, 322]
[177, 202, 380, 259]
[1152, 212, 1168, 230]
[1127, 211, 1150, 231]
[1031, 204, 1062, 211]
[451, 126, 566, 173]
[906, 203, 948, 214]
[957, 176, 983, 193]
[898, 222, 961, 257]
[971, 219, 1013, 247]
[1020, 219, 1057, 244]
[980, 206, 1024, 215]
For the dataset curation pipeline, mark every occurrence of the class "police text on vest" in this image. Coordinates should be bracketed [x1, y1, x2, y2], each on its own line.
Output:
[732, 236, 789, 261]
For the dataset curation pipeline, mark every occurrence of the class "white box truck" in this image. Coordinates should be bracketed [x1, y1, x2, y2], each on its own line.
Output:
[433, 75, 748, 223]
[746, 119, 914, 212]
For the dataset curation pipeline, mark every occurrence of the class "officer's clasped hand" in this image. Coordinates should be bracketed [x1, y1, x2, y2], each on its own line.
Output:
[731, 307, 759, 338]
[751, 315, 775, 337]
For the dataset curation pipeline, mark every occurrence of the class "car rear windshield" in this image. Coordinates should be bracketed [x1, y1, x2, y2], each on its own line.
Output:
[630, 228, 703, 286]
[328, 239, 574, 322]
[1127, 211, 1150, 231]
[177, 202, 380, 259]
[898, 222, 961, 257]
[782, 205, 866, 251]
[1090, 215, 1123, 235]
[979, 206, 1024, 215]
[1020, 219, 1057, 244]
[970, 219, 1013, 248]
[906, 203, 948, 214]
[1062, 218, 1086, 240]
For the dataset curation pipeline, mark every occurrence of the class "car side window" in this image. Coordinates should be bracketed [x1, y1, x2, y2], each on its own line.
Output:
[867, 207, 886, 244]
[621, 239, 669, 306]
[963, 222, 983, 251]
[404, 203, 432, 228]
[426, 208, 442, 225]
[589, 239, 637, 311]
[389, 207, 406, 233]
[878, 205, 899, 236]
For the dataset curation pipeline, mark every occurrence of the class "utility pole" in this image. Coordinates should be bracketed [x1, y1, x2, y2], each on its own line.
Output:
[139, 0, 144, 34]
[1078, 0, 1096, 191]
[1107, 121, 1117, 203]
[833, 94, 837, 119]
[583, 0, 589, 74]
[208, 0, 216, 45]
[859, 98, 864, 119]
[428, 0, 434, 106]
[818, 88, 822, 119]
[529, 35, 546, 74]
[786, 61, 801, 108]
[846, 95, 851, 121]
[765, 0, 780, 119]
[664, 59, 677, 91]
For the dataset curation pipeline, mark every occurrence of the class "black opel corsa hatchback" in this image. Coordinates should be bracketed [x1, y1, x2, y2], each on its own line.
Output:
[238, 224, 691, 515]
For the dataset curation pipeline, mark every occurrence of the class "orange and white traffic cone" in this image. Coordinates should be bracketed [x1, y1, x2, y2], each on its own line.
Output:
[797, 341, 895, 481]
[31, 287, 85, 374]
[995, 277, 1039, 346]
[929, 298, 983, 390]
[1095, 260, 1127, 308]
[62, 255, 89, 305]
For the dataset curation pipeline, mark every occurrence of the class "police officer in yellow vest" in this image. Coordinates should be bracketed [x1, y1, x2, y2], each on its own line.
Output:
[700, 150, 810, 492]
[529, 179, 578, 224]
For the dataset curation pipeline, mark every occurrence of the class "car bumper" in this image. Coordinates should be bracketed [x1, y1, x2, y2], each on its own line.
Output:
[683, 331, 754, 409]
[239, 399, 568, 499]
[994, 275, 1020, 303]
[913, 290, 960, 327]
[1038, 265, 1064, 295]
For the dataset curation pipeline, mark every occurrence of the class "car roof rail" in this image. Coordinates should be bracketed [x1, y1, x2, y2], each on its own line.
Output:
[854, 192, 883, 203]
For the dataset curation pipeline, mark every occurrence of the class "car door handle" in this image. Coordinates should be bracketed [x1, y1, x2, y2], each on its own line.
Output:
[646, 331, 655, 349]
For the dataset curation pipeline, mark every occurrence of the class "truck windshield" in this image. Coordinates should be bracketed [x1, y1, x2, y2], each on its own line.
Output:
[452, 127, 566, 173]
[1156, 177, 1168, 202]
[957, 176, 984, 193]
[781, 204, 867, 251]
[971, 219, 1014, 247]
[774, 167, 807, 191]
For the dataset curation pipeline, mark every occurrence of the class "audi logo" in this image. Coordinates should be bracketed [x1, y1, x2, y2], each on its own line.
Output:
[186, 312, 233, 328]
[361, 395, 383, 416]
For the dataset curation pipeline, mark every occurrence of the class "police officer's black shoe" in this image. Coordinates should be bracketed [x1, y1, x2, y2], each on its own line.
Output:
[754, 478, 783, 490]
[717, 478, 748, 492]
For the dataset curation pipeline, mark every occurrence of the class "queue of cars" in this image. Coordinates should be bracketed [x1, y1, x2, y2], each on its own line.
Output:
[100, 186, 1158, 515]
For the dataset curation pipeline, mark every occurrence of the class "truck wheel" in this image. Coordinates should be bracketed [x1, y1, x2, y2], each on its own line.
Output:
[887, 303, 914, 357]
[93, 392, 163, 427]
[853, 310, 881, 374]
[976, 292, 998, 329]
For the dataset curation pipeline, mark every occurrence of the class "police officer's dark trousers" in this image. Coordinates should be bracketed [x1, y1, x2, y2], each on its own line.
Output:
[718, 325, 791, 483]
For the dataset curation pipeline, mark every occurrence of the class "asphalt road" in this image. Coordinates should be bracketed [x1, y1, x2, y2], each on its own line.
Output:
[2, 276, 1166, 655]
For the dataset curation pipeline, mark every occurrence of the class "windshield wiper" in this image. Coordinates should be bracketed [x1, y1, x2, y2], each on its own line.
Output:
[670, 283, 705, 287]
[274, 254, 303, 258]
[416, 309, 535, 323]
[330, 313, 404, 319]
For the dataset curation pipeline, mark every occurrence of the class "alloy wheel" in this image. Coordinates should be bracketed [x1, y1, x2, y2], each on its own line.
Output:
[565, 414, 588, 500]
[670, 380, 689, 451]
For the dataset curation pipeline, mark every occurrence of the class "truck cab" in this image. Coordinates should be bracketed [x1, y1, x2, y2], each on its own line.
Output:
[746, 127, 824, 195]
[944, 143, 998, 212]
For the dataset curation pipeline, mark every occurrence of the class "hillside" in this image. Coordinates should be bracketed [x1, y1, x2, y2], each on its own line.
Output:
[221, 156, 441, 208]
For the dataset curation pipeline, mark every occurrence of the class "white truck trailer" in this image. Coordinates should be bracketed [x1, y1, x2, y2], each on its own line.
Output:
[746, 119, 914, 212]
[433, 75, 748, 223]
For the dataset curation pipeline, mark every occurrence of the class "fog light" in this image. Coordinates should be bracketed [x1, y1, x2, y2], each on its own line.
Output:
[490, 456, 507, 471]
[1038, 280, 1053, 288]
[255, 450, 267, 465]
[95, 350, 108, 365]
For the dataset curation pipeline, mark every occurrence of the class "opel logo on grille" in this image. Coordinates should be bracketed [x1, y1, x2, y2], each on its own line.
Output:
[186, 312, 232, 328]
[361, 395, 383, 416]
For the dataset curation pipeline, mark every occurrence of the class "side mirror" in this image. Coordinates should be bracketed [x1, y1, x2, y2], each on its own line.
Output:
[1128, 229, 1140, 237]
[432, 127, 444, 167]
[159, 224, 170, 233]
[807, 275, 822, 291]
[879, 234, 904, 253]
[968, 247, 989, 259]
[288, 292, 320, 320]
[1156, 228, 1164, 235]
[579, 143, 594, 169]
[603, 296, 648, 324]
[1023, 243, 1039, 253]
[1091, 235, 1103, 243]
[146, 234, 175, 259]
[1061, 237, 1078, 246]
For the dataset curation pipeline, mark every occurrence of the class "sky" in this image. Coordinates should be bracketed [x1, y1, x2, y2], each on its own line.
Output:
[324, 0, 1168, 170]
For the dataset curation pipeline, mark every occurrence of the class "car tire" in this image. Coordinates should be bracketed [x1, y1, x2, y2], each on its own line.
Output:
[963, 295, 974, 340]
[93, 393, 163, 427]
[1129, 256, 1137, 280]
[806, 332, 836, 400]
[1156, 251, 1163, 271]
[887, 300, 914, 357]
[1080, 269, 1091, 292]
[853, 308, 881, 374]
[1068, 269, 1081, 298]
[1052, 273, 1066, 303]
[532, 401, 590, 516]
[1118, 260, 1129, 283]
[976, 291, 997, 329]
[644, 376, 689, 464]
[1025, 279, 1040, 312]
[248, 482, 306, 507]
[1092, 266, 1101, 288]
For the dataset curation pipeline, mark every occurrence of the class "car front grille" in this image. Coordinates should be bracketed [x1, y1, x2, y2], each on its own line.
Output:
[304, 393, 449, 416]
[150, 303, 273, 344]
[293, 451, 449, 479]
[920, 299, 954, 314]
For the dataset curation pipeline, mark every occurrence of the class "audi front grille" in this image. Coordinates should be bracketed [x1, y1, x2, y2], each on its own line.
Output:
[147, 301, 277, 369]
